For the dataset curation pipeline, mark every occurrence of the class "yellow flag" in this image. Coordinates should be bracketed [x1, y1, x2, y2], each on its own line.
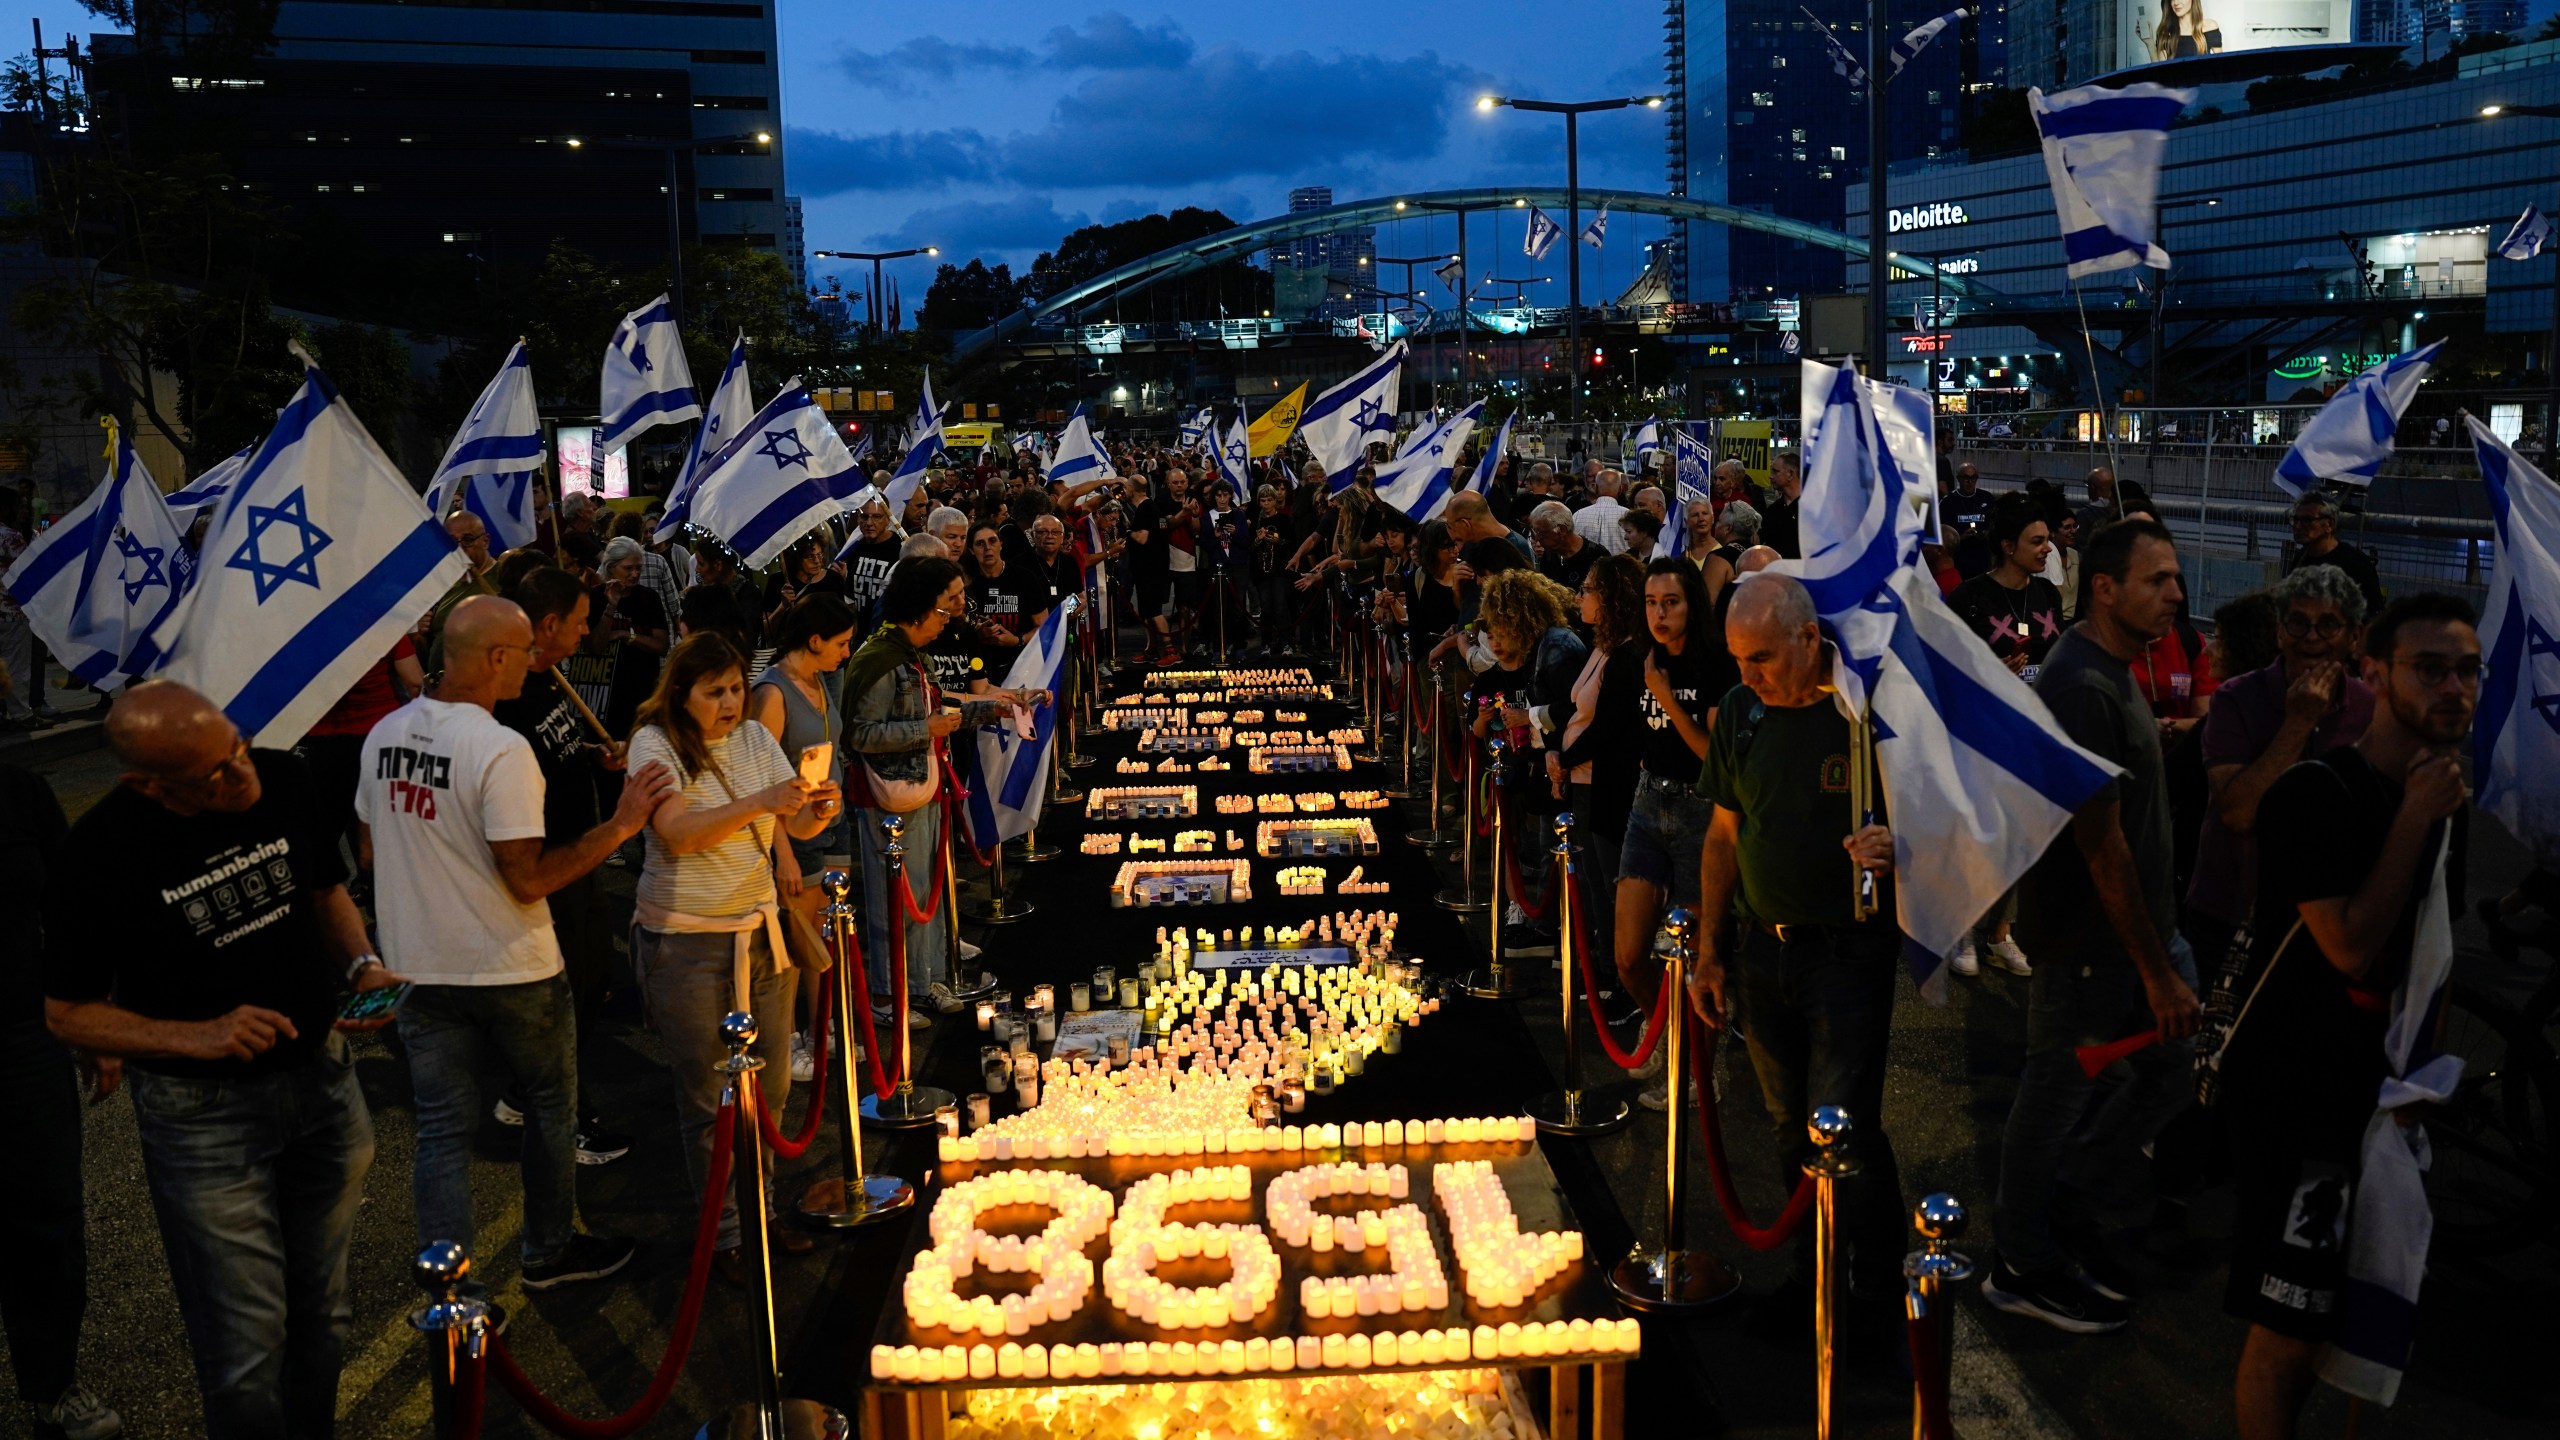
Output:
[1246, 383, 1308, 457]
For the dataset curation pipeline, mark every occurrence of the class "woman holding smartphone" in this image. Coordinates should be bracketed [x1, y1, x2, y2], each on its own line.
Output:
[750, 592, 859, 1081]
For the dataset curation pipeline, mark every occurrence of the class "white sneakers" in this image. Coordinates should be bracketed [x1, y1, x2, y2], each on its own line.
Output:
[1949, 936, 1980, 976]
[1984, 938, 2033, 976]
[1949, 935, 2032, 978]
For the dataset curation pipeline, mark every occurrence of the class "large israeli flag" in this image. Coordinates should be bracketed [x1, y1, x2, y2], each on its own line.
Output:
[881, 370, 945, 513]
[599, 294, 700, 452]
[686, 382, 869, 570]
[657, 336, 755, 543]
[2027, 82, 2194, 278]
[2272, 340, 2442, 497]
[164, 445, 252, 525]
[1770, 358, 2117, 1002]
[2, 424, 198, 689]
[1371, 401, 1482, 525]
[155, 353, 469, 745]
[1215, 416, 1252, 498]
[1302, 339, 1406, 487]
[962, 595, 1078, 849]
[422, 341, 543, 551]
[1466, 409, 1516, 493]
[1050, 403, 1116, 485]
[2471, 416, 2560, 870]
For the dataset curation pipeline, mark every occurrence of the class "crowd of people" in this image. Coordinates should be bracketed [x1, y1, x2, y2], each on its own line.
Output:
[0, 419, 2491, 1440]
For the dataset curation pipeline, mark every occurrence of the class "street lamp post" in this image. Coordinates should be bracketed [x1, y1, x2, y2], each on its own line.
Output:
[1377, 254, 1457, 408]
[1477, 94, 1665, 423]
[569, 130, 773, 330]
[813, 247, 944, 335]
[2483, 103, 2560, 452]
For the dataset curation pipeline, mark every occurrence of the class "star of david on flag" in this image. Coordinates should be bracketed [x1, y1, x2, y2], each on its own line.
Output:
[684, 381, 870, 569]
[155, 347, 468, 745]
[1523, 207, 1564, 261]
[1300, 340, 1406, 487]
[1, 420, 199, 689]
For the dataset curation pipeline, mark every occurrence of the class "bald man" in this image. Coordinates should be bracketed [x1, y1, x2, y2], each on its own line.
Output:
[420, 509, 501, 671]
[360, 596, 674, 1297]
[1573, 468, 1631, 555]
[1445, 490, 1532, 576]
[1690, 574, 1907, 1335]
[45, 680, 402, 1439]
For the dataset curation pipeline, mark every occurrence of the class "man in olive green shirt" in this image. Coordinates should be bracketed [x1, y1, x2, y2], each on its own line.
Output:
[1688, 573, 1907, 1340]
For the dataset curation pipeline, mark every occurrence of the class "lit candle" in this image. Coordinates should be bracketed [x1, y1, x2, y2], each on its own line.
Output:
[1069, 982, 1090, 1012]
[976, 1000, 996, 1031]
[934, 1104, 959, 1138]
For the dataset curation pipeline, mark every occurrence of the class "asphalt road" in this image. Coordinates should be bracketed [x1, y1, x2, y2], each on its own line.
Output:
[4, 704, 2552, 1440]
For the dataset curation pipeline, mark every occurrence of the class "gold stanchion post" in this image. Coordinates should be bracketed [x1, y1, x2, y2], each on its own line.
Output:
[1464, 730, 1517, 998]
[1609, 907, 1739, 1310]
[1408, 677, 1454, 849]
[709, 1012, 847, 1440]
[1807, 1105, 1860, 1440]
[1436, 703, 1487, 910]
[798, 870, 915, 1227]
[1906, 1194, 1972, 1440]
[863, 815, 957, 1127]
[1528, 813, 1631, 1135]
[409, 1243, 489, 1440]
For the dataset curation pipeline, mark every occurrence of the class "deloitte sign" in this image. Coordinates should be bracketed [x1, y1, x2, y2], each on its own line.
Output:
[1886, 202, 1970, 234]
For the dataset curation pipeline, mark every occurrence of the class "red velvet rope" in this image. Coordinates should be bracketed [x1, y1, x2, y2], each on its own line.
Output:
[1911, 1297, 1954, 1440]
[757, 980, 833, 1158]
[937, 738, 1000, 870]
[1472, 772, 1494, 837]
[486, 1094, 735, 1438]
[835, 907, 898, 1101]
[1567, 863, 1674, 1071]
[450, 1343, 484, 1440]
[1499, 804, 1560, 922]
[1688, 1012, 1818, 1251]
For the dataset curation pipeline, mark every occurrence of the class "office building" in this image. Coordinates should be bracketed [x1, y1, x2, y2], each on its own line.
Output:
[1272, 185, 1378, 320]
[785, 195, 807, 290]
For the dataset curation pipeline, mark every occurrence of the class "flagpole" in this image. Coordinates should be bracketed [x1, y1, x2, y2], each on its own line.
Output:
[1866, 0, 1890, 383]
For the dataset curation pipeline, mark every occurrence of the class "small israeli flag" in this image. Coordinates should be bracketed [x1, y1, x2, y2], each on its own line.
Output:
[163, 445, 252, 525]
[1050, 403, 1116, 484]
[2028, 82, 2195, 278]
[1523, 207, 1564, 261]
[1632, 417, 1662, 463]
[657, 335, 755, 542]
[1434, 256, 1466, 293]
[1216, 416, 1252, 498]
[1580, 204, 1609, 250]
[962, 595, 1079, 848]
[1467, 409, 1517, 493]
[599, 294, 700, 452]
[1805, 8, 1867, 84]
[1301, 339, 1407, 487]
[1888, 8, 1969, 80]
[423, 341, 543, 551]
[155, 350, 470, 745]
[849, 428, 874, 464]
[2, 422, 198, 689]
[1370, 401, 1483, 524]
[881, 370, 945, 513]
[1179, 406, 1215, 450]
[2496, 205, 2553, 261]
[686, 381, 870, 570]
[2272, 340, 2441, 496]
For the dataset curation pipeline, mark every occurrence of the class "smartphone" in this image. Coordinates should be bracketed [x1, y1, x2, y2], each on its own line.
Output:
[798, 741, 835, 787]
[338, 982, 411, 1024]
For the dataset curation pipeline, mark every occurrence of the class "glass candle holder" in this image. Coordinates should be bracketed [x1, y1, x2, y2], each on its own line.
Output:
[966, 1092, 992, 1128]
[1069, 982, 1091, 1012]
[981, 1049, 1010, 1093]
[1030, 984, 1054, 1013]
[1008, 1027, 1032, 1058]
[975, 1000, 996, 1031]
[934, 1103, 959, 1137]
[1034, 1011, 1057, 1043]
[1092, 965, 1115, 998]
[1119, 978, 1141, 1008]
[1107, 1034, 1131, 1066]
[993, 988, 1014, 1016]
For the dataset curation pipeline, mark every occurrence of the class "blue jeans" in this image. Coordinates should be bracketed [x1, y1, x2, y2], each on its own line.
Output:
[127, 1033, 373, 1440]
[1994, 935, 2199, 1270]
[1620, 772, 1713, 910]
[631, 926, 795, 1250]
[1729, 920, 1908, 1287]
[400, 974, 581, 1278]
[858, 801, 949, 1001]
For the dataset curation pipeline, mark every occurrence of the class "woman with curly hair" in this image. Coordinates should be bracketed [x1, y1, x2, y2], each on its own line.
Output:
[1474, 567, 1588, 931]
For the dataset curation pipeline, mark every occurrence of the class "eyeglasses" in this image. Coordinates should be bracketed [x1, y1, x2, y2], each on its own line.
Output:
[164, 736, 252, 792]
[2280, 612, 2348, 639]
[2288, 512, 2329, 530]
[2385, 656, 2487, 687]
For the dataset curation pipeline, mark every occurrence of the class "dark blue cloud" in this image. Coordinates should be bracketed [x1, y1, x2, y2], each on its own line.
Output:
[1041, 13, 1193, 70]
[832, 36, 1035, 90]
[862, 194, 1092, 254]
[787, 127, 996, 194]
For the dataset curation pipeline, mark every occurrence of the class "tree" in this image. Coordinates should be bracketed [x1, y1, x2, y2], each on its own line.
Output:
[919, 259, 1029, 334]
[1026, 208, 1272, 322]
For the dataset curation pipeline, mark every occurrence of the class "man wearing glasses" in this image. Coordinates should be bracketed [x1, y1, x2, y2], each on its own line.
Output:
[2184, 566, 2375, 969]
[420, 510, 501, 671]
[43, 681, 408, 1438]
[2284, 491, 2387, 620]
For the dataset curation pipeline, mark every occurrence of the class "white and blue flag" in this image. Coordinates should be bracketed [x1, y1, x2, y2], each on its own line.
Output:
[1888, 8, 1970, 80]
[2471, 415, 2560, 870]
[850, 428, 875, 464]
[1302, 339, 1406, 487]
[1467, 409, 1517, 493]
[1770, 357, 2116, 1003]
[1580, 204, 1609, 251]
[2027, 82, 2195, 278]
[1805, 8, 1867, 84]
[2272, 340, 2441, 497]
[1050, 403, 1116, 485]
[686, 382, 869, 570]
[1008, 430, 1040, 455]
[1370, 401, 1482, 525]
[164, 445, 251, 525]
[1666, 428, 1714, 559]
[2, 422, 198, 690]
[1523, 207, 1564, 261]
[881, 370, 945, 514]
[599, 294, 700, 452]
[1179, 406, 1216, 451]
[422, 341, 543, 551]
[2497, 205, 2554, 261]
[962, 595, 1078, 849]
[657, 335, 755, 543]
[1216, 416, 1253, 498]
[155, 352, 470, 745]
[1631, 418, 1662, 465]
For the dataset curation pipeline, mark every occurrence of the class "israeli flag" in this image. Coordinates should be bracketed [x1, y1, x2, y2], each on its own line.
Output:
[1666, 428, 1714, 559]
[154, 352, 470, 746]
[1580, 204, 1609, 250]
[2272, 340, 2441, 497]
[1179, 406, 1216, 450]
[850, 428, 875, 464]
[1888, 8, 1969, 80]
[2, 423, 198, 689]
[1371, 401, 1483, 524]
[1523, 207, 1564, 261]
[1216, 416, 1253, 498]
[1434, 256, 1466, 293]
[1467, 409, 1517, 493]
[657, 335, 755, 543]
[1804, 7, 1866, 84]
[1631, 418, 1662, 464]
[1050, 403, 1116, 485]
[2470, 416, 2560, 872]
[962, 595, 1078, 848]
[2497, 205, 2554, 261]
[1008, 430, 1040, 455]
[2028, 82, 2194, 278]
[685, 381, 869, 570]
[164, 445, 251, 525]
[1770, 358, 2116, 1003]
[422, 341, 543, 551]
[598, 294, 700, 452]
[1301, 339, 1407, 487]
[882, 370, 945, 513]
